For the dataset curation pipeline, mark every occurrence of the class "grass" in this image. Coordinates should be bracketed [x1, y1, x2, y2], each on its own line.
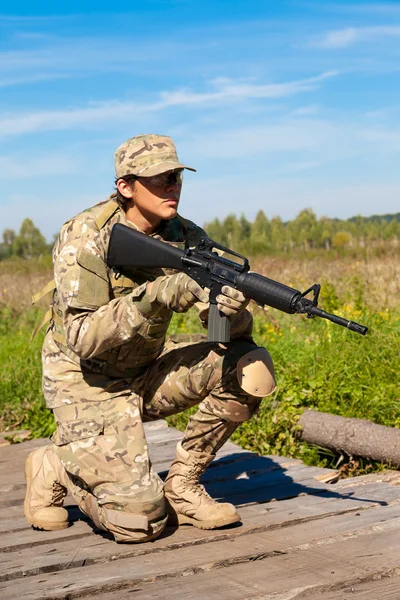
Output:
[1, 254, 399, 473]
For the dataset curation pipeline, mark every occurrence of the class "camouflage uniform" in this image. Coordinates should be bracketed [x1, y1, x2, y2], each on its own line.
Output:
[32, 135, 277, 541]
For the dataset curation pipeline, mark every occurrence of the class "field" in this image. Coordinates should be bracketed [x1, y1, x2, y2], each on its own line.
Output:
[1, 254, 400, 473]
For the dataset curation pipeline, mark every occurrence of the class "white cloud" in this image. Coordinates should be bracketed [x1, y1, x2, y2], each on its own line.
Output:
[360, 128, 400, 149]
[0, 72, 339, 138]
[290, 105, 320, 116]
[159, 72, 338, 105]
[312, 26, 400, 49]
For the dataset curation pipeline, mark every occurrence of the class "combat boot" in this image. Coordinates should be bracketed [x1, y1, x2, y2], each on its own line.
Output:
[164, 442, 240, 530]
[24, 444, 69, 530]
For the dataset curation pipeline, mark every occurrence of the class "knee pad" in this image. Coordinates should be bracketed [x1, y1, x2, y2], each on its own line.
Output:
[101, 506, 168, 543]
[237, 347, 276, 398]
[83, 492, 167, 543]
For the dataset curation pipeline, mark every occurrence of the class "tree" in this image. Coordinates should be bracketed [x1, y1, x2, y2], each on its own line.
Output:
[13, 219, 48, 259]
[290, 208, 318, 250]
[332, 231, 351, 249]
[0, 228, 16, 259]
[222, 214, 241, 250]
[270, 216, 286, 251]
[251, 210, 271, 254]
[239, 214, 251, 245]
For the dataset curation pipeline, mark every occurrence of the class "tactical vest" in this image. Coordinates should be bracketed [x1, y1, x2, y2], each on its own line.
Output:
[33, 198, 191, 378]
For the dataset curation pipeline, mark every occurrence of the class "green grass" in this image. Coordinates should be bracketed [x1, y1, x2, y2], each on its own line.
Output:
[1, 288, 399, 473]
[167, 302, 400, 473]
[0, 307, 55, 439]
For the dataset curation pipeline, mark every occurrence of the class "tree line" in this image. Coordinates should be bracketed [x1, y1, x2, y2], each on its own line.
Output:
[205, 209, 400, 255]
[2, 210, 400, 261]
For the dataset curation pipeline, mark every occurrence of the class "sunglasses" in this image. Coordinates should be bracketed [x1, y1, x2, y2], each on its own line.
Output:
[140, 170, 184, 187]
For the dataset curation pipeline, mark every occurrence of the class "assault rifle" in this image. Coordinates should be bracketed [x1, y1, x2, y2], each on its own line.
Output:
[107, 223, 368, 343]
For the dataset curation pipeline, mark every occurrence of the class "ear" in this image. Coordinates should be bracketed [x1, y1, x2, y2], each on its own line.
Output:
[117, 178, 135, 199]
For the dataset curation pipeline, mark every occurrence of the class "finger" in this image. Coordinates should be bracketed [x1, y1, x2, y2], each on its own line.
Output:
[221, 286, 247, 302]
[188, 280, 209, 303]
[216, 302, 238, 317]
[216, 294, 243, 311]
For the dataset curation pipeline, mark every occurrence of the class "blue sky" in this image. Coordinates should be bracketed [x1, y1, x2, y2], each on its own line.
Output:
[1, 0, 400, 240]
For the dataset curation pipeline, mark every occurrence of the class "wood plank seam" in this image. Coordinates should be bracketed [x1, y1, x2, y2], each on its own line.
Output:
[2, 501, 400, 582]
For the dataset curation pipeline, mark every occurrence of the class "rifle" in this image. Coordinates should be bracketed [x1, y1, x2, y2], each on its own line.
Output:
[107, 223, 368, 343]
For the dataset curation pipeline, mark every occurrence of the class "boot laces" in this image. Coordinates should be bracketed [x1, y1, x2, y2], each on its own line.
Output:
[51, 481, 67, 506]
[186, 465, 213, 500]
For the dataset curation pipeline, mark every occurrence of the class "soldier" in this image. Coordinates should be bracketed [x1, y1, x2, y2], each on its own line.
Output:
[24, 134, 276, 542]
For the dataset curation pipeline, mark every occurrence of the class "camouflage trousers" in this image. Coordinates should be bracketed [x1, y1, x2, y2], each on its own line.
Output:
[51, 339, 275, 537]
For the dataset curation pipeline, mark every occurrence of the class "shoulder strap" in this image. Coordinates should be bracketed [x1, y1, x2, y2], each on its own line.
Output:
[95, 199, 120, 230]
[30, 308, 53, 341]
[31, 279, 56, 305]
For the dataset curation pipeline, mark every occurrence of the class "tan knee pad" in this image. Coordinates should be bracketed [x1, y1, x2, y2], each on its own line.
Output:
[82, 492, 167, 543]
[237, 347, 276, 398]
[101, 506, 168, 543]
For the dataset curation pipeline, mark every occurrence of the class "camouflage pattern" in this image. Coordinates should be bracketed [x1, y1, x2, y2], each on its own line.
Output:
[114, 134, 196, 179]
[51, 397, 165, 525]
[148, 272, 209, 313]
[216, 286, 249, 317]
[50, 337, 268, 511]
[42, 196, 275, 539]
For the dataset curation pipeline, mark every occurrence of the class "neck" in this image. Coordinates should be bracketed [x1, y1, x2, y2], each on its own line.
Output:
[125, 205, 161, 235]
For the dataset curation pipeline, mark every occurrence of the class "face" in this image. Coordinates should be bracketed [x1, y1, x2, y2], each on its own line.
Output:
[118, 169, 183, 230]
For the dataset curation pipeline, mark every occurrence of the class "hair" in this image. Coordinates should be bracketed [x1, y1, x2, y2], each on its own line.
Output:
[114, 175, 137, 211]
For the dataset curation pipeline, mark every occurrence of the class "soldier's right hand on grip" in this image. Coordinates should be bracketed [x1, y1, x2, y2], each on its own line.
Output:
[147, 273, 209, 313]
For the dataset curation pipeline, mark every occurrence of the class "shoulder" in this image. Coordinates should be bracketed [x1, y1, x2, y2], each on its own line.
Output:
[53, 196, 119, 259]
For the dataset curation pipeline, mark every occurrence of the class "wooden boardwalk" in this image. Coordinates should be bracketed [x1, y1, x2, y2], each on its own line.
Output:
[1, 420, 400, 599]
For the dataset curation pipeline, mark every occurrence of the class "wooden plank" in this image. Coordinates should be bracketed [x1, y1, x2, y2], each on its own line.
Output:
[2, 472, 400, 538]
[297, 575, 400, 599]
[2, 494, 400, 585]
[95, 567, 400, 600]
[1, 513, 400, 599]
[0, 450, 314, 508]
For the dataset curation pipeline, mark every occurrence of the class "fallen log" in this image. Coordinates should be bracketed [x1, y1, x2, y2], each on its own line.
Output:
[298, 409, 400, 468]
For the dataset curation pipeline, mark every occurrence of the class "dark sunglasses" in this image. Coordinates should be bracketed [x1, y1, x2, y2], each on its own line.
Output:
[140, 170, 184, 187]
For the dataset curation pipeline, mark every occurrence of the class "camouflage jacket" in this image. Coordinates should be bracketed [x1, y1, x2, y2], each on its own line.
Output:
[42, 195, 253, 409]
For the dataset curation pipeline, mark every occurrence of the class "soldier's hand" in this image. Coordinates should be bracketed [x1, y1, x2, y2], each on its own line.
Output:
[147, 273, 209, 313]
[216, 286, 249, 317]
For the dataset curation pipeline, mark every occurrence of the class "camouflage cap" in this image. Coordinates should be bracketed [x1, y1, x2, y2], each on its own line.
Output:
[114, 134, 196, 179]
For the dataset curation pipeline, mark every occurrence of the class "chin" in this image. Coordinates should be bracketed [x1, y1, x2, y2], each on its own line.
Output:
[162, 208, 178, 220]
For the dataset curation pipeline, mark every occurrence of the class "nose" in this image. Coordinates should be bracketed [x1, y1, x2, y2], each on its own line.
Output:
[166, 181, 181, 193]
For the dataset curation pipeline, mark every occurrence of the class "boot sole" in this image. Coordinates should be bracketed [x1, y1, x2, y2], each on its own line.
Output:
[175, 512, 241, 530]
[24, 451, 70, 531]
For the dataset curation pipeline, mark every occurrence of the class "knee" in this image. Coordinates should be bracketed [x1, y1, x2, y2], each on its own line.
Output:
[85, 492, 168, 543]
[205, 346, 277, 424]
[101, 505, 168, 543]
[236, 347, 276, 399]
